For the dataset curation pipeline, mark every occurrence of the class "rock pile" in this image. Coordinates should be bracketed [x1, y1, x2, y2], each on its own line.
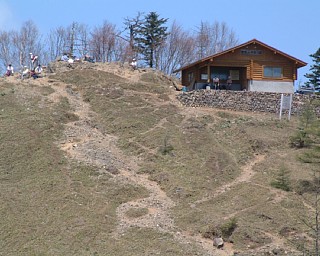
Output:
[177, 90, 320, 116]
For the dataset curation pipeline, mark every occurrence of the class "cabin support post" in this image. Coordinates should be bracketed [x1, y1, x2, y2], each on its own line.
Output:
[207, 64, 211, 83]
[293, 63, 297, 80]
[250, 59, 253, 80]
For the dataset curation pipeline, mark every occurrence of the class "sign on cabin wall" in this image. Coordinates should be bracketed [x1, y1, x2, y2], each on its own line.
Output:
[240, 49, 263, 55]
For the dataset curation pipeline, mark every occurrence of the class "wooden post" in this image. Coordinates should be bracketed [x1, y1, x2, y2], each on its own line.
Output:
[207, 64, 211, 83]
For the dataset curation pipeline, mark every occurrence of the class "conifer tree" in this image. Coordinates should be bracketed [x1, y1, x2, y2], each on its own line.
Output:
[305, 48, 320, 89]
[135, 12, 169, 68]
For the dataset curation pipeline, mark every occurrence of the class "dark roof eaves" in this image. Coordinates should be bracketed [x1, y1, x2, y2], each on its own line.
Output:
[174, 39, 307, 72]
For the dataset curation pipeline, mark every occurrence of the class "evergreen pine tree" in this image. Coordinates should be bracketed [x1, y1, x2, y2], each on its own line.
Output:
[305, 48, 320, 89]
[135, 12, 169, 68]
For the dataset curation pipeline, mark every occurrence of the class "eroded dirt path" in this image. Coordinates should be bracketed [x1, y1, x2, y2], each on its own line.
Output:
[41, 78, 231, 256]
[32, 75, 290, 255]
[193, 154, 266, 206]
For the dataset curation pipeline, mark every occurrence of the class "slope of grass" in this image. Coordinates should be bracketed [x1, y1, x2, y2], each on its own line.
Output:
[0, 81, 159, 255]
[1, 66, 316, 255]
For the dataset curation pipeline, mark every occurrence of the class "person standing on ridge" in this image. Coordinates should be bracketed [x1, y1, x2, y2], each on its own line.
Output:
[30, 53, 39, 69]
[130, 58, 137, 70]
[4, 64, 14, 76]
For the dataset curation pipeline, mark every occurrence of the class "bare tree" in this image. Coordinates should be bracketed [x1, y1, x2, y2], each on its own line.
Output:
[0, 30, 14, 71]
[157, 21, 196, 75]
[113, 35, 129, 62]
[196, 21, 210, 58]
[90, 21, 117, 62]
[47, 26, 68, 61]
[75, 23, 90, 58]
[123, 12, 144, 61]
[195, 21, 239, 59]
[53, 22, 89, 59]
[10, 20, 43, 69]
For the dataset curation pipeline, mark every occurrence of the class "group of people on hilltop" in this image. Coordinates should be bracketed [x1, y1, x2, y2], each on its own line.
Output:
[3, 52, 43, 79]
[60, 53, 76, 63]
[59, 53, 94, 64]
[3, 53, 138, 78]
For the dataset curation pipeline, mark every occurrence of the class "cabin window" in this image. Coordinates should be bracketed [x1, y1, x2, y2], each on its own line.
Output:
[188, 72, 194, 82]
[211, 69, 229, 80]
[263, 67, 282, 78]
[201, 74, 208, 80]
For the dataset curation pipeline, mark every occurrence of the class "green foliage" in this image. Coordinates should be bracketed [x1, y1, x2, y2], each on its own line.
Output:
[203, 218, 238, 240]
[304, 48, 320, 88]
[292, 97, 320, 255]
[220, 218, 238, 238]
[295, 176, 320, 195]
[270, 166, 291, 191]
[299, 101, 317, 131]
[134, 12, 169, 68]
[159, 134, 174, 155]
[289, 128, 310, 148]
[290, 99, 319, 148]
[299, 146, 320, 163]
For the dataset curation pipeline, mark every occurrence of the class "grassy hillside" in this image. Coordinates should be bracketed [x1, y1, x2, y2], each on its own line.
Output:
[0, 63, 318, 255]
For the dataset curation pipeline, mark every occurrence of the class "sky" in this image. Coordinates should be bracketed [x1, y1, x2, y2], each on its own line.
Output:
[0, 0, 319, 85]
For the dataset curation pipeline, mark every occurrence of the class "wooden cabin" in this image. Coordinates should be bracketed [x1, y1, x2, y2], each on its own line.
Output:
[175, 39, 307, 93]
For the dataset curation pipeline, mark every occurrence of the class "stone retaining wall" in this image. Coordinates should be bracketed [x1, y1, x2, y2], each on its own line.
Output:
[176, 90, 320, 116]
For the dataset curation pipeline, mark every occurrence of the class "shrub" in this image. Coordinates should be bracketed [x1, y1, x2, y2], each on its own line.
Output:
[203, 218, 237, 240]
[220, 218, 238, 238]
[270, 166, 291, 191]
[289, 128, 310, 148]
[295, 177, 320, 195]
[159, 134, 174, 155]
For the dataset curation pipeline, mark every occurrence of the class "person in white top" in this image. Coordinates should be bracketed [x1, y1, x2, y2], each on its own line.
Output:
[35, 64, 42, 74]
[30, 53, 39, 69]
[32, 64, 43, 79]
[5, 64, 14, 76]
[21, 66, 30, 79]
[130, 58, 137, 70]
[61, 54, 69, 62]
[213, 76, 220, 90]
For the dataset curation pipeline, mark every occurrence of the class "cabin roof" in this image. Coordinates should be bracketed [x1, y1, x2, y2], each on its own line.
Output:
[174, 38, 307, 72]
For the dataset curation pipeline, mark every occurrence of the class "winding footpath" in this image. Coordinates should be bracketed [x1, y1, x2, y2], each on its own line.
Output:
[39, 75, 272, 256]
[43, 79, 224, 255]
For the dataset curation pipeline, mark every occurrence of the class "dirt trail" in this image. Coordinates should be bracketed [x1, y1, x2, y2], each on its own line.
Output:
[4, 65, 313, 255]
[32, 75, 231, 256]
[21, 72, 288, 255]
[193, 154, 266, 206]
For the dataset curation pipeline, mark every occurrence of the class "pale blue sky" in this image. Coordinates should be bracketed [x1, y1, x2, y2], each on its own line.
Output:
[0, 0, 319, 84]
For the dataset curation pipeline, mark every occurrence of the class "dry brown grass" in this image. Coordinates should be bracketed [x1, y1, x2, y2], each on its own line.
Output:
[0, 63, 317, 255]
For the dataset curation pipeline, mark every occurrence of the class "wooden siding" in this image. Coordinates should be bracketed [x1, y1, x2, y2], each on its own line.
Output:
[181, 40, 302, 86]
